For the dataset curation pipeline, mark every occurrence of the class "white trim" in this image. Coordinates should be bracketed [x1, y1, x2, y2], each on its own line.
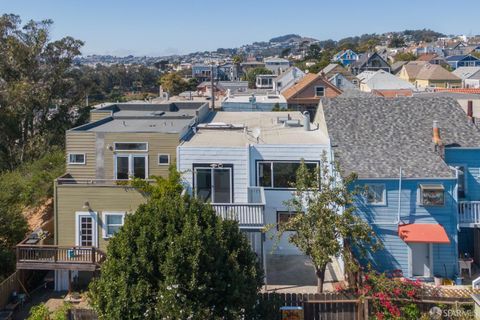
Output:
[114, 153, 148, 180]
[158, 154, 171, 166]
[113, 142, 148, 152]
[102, 211, 126, 239]
[67, 153, 86, 165]
[194, 166, 233, 203]
[75, 211, 98, 247]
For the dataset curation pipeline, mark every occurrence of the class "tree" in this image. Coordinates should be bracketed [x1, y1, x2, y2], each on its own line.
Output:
[0, 14, 85, 171]
[389, 35, 406, 48]
[159, 72, 189, 96]
[271, 153, 380, 292]
[243, 67, 272, 89]
[394, 52, 417, 62]
[89, 168, 263, 319]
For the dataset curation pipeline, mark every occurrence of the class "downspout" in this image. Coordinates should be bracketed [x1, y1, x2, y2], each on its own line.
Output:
[395, 167, 402, 224]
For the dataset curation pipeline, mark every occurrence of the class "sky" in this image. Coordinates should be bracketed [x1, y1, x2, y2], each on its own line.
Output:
[2, 0, 480, 56]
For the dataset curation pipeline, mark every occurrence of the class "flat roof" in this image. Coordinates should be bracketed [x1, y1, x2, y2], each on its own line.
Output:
[182, 112, 329, 147]
[85, 118, 195, 133]
[222, 94, 286, 104]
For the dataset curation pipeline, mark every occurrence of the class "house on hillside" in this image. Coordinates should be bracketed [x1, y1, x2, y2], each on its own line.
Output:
[282, 73, 342, 116]
[273, 67, 305, 93]
[356, 70, 415, 96]
[446, 55, 480, 70]
[453, 67, 480, 88]
[15, 102, 211, 291]
[399, 62, 462, 89]
[255, 74, 277, 89]
[331, 49, 359, 66]
[264, 57, 291, 75]
[317, 96, 480, 279]
[328, 73, 358, 91]
[350, 52, 391, 75]
[192, 64, 217, 82]
[177, 111, 333, 283]
[321, 63, 359, 87]
[416, 53, 448, 66]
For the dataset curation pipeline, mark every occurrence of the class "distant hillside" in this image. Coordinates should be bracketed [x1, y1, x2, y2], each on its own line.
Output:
[269, 34, 302, 43]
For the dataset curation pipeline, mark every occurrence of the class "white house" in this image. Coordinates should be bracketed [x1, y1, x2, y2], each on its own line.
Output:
[452, 67, 480, 88]
[357, 70, 415, 93]
[328, 73, 357, 91]
[264, 57, 291, 75]
[177, 111, 331, 277]
[273, 66, 306, 93]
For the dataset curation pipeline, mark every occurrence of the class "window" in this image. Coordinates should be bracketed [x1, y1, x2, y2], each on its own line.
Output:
[257, 161, 318, 189]
[277, 81, 282, 89]
[456, 166, 466, 199]
[68, 153, 86, 165]
[158, 154, 170, 165]
[315, 86, 325, 97]
[115, 155, 147, 179]
[365, 184, 386, 205]
[419, 184, 445, 206]
[114, 142, 148, 152]
[103, 212, 125, 238]
[194, 165, 233, 203]
[277, 211, 298, 231]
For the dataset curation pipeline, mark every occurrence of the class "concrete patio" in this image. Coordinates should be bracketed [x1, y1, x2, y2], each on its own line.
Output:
[262, 255, 344, 293]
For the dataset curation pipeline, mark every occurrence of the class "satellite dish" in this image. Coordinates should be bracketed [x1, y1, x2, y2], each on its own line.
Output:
[252, 127, 261, 143]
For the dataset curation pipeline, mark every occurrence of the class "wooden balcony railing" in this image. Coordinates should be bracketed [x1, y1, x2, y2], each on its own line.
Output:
[458, 201, 480, 226]
[16, 245, 106, 271]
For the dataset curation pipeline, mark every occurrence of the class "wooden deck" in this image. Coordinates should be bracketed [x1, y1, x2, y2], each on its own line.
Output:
[16, 245, 106, 271]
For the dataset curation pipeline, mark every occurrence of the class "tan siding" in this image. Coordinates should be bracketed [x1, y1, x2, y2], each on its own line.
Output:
[56, 185, 146, 251]
[90, 111, 111, 122]
[66, 132, 96, 179]
[103, 132, 179, 179]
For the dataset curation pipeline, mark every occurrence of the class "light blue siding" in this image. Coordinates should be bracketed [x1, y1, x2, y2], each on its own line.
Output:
[354, 178, 458, 278]
[445, 148, 480, 201]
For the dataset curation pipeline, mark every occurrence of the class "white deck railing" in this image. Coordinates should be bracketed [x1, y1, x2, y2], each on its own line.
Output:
[458, 201, 480, 225]
[211, 187, 265, 229]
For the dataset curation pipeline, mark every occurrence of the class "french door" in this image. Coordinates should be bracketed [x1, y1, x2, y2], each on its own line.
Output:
[115, 154, 147, 180]
[194, 167, 232, 203]
[76, 212, 97, 247]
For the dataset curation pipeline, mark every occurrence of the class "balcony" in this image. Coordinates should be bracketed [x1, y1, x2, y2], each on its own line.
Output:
[16, 244, 106, 271]
[211, 187, 265, 229]
[458, 201, 480, 226]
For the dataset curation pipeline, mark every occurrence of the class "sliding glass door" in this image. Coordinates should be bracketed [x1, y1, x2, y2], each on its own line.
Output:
[115, 154, 147, 180]
[194, 167, 232, 203]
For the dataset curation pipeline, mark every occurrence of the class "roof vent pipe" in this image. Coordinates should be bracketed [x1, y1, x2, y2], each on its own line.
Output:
[303, 111, 310, 131]
[467, 100, 474, 123]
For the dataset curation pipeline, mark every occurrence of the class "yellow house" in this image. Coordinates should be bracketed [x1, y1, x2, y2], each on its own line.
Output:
[16, 102, 211, 290]
[399, 62, 462, 89]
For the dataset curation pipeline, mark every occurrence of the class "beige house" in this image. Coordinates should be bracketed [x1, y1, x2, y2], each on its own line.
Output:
[399, 62, 462, 89]
[16, 102, 210, 290]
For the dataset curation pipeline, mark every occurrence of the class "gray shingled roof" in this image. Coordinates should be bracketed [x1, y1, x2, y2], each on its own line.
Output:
[321, 97, 480, 179]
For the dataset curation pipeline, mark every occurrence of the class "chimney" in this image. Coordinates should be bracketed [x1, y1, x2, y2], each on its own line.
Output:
[467, 100, 475, 123]
[303, 111, 310, 131]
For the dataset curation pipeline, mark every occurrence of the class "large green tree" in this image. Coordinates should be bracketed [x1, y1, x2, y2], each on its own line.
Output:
[89, 169, 263, 319]
[271, 153, 380, 293]
[159, 72, 190, 96]
[0, 14, 85, 171]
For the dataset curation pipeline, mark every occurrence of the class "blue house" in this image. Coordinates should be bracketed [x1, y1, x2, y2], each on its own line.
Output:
[318, 96, 480, 279]
[332, 49, 359, 66]
[445, 55, 480, 70]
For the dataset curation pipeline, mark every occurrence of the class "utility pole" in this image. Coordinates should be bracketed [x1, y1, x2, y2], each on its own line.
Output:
[210, 63, 215, 109]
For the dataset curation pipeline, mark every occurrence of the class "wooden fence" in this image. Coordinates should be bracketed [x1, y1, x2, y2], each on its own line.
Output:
[0, 271, 21, 309]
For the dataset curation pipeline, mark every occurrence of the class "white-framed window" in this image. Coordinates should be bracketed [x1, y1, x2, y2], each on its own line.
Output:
[114, 142, 148, 152]
[114, 154, 148, 180]
[315, 86, 325, 97]
[68, 153, 86, 165]
[277, 211, 302, 231]
[419, 184, 445, 206]
[257, 161, 318, 189]
[365, 184, 386, 205]
[158, 154, 170, 165]
[102, 212, 125, 238]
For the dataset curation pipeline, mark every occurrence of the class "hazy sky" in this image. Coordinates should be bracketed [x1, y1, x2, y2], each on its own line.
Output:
[2, 0, 480, 56]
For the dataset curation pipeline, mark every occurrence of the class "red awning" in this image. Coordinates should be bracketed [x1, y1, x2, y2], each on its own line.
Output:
[398, 224, 450, 244]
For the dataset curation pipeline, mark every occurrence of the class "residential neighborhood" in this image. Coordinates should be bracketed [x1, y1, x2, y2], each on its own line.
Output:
[3, 1, 480, 319]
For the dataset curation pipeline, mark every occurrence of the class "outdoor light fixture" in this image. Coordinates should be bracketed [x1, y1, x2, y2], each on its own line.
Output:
[83, 201, 90, 210]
